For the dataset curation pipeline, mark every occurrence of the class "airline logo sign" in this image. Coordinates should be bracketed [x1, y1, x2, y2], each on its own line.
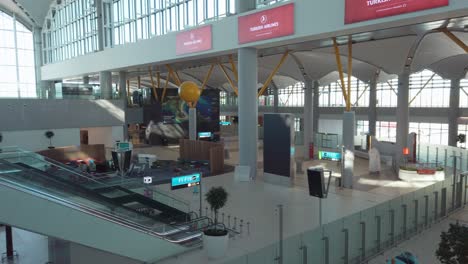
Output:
[171, 173, 201, 190]
[176, 25, 212, 55]
[238, 3, 294, 44]
[345, 0, 448, 24]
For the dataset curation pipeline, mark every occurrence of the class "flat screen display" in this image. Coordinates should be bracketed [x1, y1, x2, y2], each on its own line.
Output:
[198, 132, 212, 138]
[171, 173, 201, 190]
[318, 151, 341, 161]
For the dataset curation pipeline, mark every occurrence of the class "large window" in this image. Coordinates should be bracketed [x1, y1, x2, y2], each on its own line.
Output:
[409, 70, 450, 108]
[0, 10, 36, 98]
[459, 79, 468, 108]
[319, 77, 368, 107]
[42, 0, 99, 64]
[376, 78, 398, 107]
[278, 82, 304, 107]
[410, 122, 448, 145]
[356, 120, 369, 136]
[376, 121, 397, 142]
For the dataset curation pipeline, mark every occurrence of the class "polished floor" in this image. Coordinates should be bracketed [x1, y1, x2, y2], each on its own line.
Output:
[1, 143, 440, 264]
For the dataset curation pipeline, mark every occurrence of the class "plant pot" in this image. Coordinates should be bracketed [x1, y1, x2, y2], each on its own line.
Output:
[203, 230, 229, 259]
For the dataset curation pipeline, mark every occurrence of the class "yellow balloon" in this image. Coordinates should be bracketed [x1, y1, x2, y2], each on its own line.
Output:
[178, 81, 201, 103]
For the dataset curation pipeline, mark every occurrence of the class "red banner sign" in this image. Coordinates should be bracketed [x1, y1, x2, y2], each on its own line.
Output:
[417, 169, 436, 175]
[238, 3, 295, 44]
[176, 25, 212, 55]
[345, 0, 448, 24]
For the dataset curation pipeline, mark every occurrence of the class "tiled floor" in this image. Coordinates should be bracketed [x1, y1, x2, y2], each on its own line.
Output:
[0, 226, 48, 264]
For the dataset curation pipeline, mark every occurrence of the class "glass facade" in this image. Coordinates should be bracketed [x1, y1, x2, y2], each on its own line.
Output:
[459, 78, 468, 108]
[319, 77, 368, 107]
[410, 122, 448, 145]
[0, 10, 36, 98]
[409, 70, 450, 108]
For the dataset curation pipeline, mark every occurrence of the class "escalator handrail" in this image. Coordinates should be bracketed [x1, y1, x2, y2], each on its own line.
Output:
[7, 150, 191, 210]
[0, 176, 188, 243]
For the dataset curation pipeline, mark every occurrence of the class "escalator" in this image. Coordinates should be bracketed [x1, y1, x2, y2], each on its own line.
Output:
[0, 151, 212, 263]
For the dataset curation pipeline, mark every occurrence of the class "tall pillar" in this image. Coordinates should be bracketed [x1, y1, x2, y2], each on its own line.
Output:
[448, 78, 461, 147]
[100, 71, 112, 99]
[119, 71, 128, 140]
[342, 111, 355, 188]
[312, 80, 320, 135]
[368, 75, 378, 136]
[303, 79, 313, 160]
[396, 71, 410, 167]
[238, 47, 258, 179]
[33, 27, 50, 99]
[95, 0, 105, 51]
[273, 83, 279, 113]
[189, 108, 197, 140]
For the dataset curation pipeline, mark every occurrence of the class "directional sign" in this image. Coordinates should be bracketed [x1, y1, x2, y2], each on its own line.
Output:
[171, 173, 201, 190]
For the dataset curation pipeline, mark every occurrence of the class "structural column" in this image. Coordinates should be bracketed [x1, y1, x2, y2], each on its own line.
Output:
[368, 74, 378, 137]
[237, 0, 258, 178]
[33, 27, 52, 99]
[272, 82, 279, 113]
[238, 48, 258, 179]
[342, 111, 355, 189]
[396, 71, 410, 167]
[312, 80, 320, 135]
[100, 71, 113, 99]
[303, 79, 313, 160]
[119, 71, 128, 140]
[83, 76, 90, 85]
[448, 78, 461, 147]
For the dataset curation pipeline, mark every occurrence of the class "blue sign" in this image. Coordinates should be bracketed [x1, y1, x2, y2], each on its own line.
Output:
[171, 173, 201, 190]
[198, 132, 212, 138]
[318, 151, 341, 161]
[220, 121, 231, 126]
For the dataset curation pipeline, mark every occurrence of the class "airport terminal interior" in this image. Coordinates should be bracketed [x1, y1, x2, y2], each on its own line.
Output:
[0, 0, 467, 263]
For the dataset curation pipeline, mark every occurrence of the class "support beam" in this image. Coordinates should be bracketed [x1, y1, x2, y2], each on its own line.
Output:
[161, 75, 170, 102]
[449, 78, 461, 147]
[218, 63, 239, 96]
[396, 71, 410, 168]
[332, 37, 349, 106]
[303, 79, 314, 160]
[194, 64, 215, 108]
[228, 55, 238, 82]
[166, 65, 181, 86]
[257, 51, 289, 98]
[119, 71, 128, 140]
[272, 81, 279, 113]
[408, 73, 436, 105]
[238, 47, 258, 179]
[95, 0, 105, 51]
[148, 67, 159, 101]
[99, 71, 112, 99]
[312, 80, 320, 136]
[368, 74, 378, 137]
[347, 37, 352, 110]
[439, 28, 468, 53]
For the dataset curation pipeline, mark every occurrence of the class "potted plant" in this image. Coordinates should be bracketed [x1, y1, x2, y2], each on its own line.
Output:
[203, 186, 229, 259]
[45, 131, 55, 149]
[436, 222, 468, 264]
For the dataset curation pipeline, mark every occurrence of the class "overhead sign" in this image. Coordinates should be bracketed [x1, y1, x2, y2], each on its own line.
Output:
[238, 3, 294, 44]
[171, 173, 201, 190]
[345, 0, 448, 24]
[318, 151, 342, 161]
[176, 25, 212, 55]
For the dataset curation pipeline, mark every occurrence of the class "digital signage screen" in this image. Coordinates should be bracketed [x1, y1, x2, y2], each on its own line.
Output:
[171, 173, 201, 190]
[345, 0, 448, 24]
[318, 151, 342, 161]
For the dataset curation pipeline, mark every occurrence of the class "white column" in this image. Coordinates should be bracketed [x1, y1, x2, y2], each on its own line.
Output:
[342, 111, 355, 188]
[100, 71, 112, 99]
[95, 0, 105, 51]
[303, 80, 313, 160]
[273, 84, 279, 113]
[189, 108, 197, 140]
[396, 71, 410, 167]
[312, 80, 320, 135]
[448, 78, 461, 147]
[368, 75, 378, 136]
[119, 71, 128, 140]
[238, 47, 258, 179]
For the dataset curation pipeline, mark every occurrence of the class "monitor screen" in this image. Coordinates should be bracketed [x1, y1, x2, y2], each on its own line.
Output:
[318, 151, 341, 161]
[171, 173, 201, 190]
[198, 132, 212, 138]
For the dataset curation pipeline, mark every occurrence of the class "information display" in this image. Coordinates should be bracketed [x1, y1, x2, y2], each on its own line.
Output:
[198, 132, 212, 138]
[318, 151, 341, 161]
[238, 3, 294, 44]
[171, 173, 201, 190]
[345, 0, 448, 24]
[176, 25, 212, 55]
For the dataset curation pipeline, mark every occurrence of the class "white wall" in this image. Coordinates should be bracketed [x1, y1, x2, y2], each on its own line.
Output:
[82, 126, 124, 148]
[0, 128, 80, 151]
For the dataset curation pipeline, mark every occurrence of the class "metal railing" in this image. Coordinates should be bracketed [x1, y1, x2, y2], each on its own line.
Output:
[225, 144, 467, 264]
